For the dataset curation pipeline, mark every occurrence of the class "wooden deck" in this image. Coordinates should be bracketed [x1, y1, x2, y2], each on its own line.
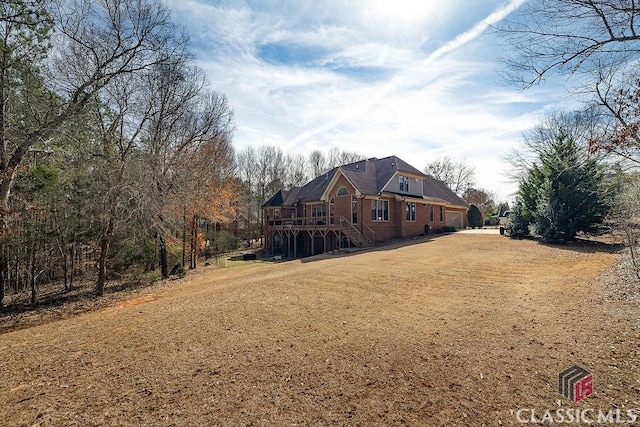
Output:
[265, 216, 375, 257]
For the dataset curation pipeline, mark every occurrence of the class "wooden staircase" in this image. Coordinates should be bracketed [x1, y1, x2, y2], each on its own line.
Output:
[339, 217, 375, 248]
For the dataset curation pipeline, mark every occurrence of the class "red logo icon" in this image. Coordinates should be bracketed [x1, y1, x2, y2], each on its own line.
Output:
[559, 365, 593, 402]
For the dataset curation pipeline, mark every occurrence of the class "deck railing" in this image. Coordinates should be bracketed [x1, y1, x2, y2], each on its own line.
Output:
[266, 216, 337, 227]
[267, 216, 376, 246]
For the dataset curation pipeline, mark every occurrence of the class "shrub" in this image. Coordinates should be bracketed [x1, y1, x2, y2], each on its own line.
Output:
[170, 263, 186, 278]
[506, 203, 531, 238]
[484, 217, 498, 226]
[110, 238, 157, 273]
[433, 226, 457, 234]
[204, 231, 241, 256]
[467, 204, 483, 228]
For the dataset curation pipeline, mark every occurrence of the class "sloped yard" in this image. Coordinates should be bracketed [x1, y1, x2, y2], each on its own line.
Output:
[1, 234, 638, 426]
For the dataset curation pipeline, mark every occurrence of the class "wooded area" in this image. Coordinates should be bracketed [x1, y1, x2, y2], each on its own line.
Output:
[0, 1, 372, 308]
[0, 0, 243, 307]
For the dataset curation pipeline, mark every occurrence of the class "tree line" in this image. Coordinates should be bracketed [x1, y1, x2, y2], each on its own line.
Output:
[235, 146, 364, 245]
[1, 0, 365, 312]
[0, 0, 240, 307]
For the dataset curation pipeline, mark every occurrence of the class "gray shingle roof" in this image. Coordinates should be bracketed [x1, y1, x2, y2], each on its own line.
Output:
[263, 155, 468, 208]
[422, 176, 468, 207]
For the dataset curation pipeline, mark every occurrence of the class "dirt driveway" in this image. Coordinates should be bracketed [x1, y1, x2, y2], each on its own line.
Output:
[1, 234, 638, 426]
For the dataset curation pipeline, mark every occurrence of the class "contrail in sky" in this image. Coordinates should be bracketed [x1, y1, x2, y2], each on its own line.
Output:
[291, 0, 527, 146]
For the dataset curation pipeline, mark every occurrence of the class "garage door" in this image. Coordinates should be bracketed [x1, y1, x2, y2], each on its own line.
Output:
[445, 211, 463, 229]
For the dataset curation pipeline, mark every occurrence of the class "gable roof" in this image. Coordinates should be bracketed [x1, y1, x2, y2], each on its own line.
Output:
[296, 168, 338, 202]
[263, 155, 467, 208]
[339, 156, 427, 196]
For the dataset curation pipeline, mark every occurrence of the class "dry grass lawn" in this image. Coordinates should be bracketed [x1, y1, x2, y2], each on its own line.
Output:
[1, 233, 639, 426]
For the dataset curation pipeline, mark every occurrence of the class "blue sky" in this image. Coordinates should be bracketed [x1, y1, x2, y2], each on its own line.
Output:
[165, 0, 570, 201]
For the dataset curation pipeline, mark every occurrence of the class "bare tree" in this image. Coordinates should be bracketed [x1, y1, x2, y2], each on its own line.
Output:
[326, 147, 365, 169]
[0, 0, 236, 305]
[51, 0, 187, 295]
[308, 150, 329, 178]
[141, 57, 233, 277]
[498, 0, 640, 89]
[142, 60, 200, 277]
[308, 148, 365, 178]
[254, 146, 287, 243]
[424, 156, 476, 196]
[282, 153, 308, 189]
[608, 172, 640, 280]
[506, 110, 607, 180]
[498, 1, 640, 166]
[235, 146, 257, 245]
[590, 77, 640, 166]
[92, 70, 153, 296]
[170, 124, 236, 270]
[0, 0, 185, 217]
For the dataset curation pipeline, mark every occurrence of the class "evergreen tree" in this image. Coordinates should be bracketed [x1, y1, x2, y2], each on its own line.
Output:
[515, 132, 611, 241]
[467, 204, 483, 229]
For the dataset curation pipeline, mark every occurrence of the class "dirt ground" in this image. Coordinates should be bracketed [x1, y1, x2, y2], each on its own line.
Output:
[1, 233, 639, 426]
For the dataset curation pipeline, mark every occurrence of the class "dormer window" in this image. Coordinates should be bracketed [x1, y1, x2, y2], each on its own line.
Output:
[399, 175, 409, 192]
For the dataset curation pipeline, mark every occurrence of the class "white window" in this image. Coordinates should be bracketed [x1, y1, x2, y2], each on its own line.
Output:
[399, 175, 409, 192]
[311, 203, 325, 217]
[371, 200, 389, 221]
[406, 202, 416, 222]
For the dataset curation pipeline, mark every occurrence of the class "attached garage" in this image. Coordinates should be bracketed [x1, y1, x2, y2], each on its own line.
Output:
[445, 210, 464, 229]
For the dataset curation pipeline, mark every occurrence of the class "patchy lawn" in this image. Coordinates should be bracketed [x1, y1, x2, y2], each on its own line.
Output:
[0, 234, 638, 426]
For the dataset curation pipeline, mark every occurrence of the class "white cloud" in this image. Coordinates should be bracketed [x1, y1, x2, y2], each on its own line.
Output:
[166, 0, 559, 201]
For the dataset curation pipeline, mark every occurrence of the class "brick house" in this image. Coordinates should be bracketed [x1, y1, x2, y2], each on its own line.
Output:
[263, 156, 468, 257]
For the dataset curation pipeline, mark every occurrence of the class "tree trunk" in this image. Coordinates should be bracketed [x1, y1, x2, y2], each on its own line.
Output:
[159, 233, 168, 279]
[182, 207, 187, 268]
[30, 243, 37, 305]
[189, 215, 198, 269]
[57, 238, 69, 291]
[0, 243, 5, 308]
[69, 244, 75, 290]
[96, 211, 115, 296]
[246, 206, 252, 248]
